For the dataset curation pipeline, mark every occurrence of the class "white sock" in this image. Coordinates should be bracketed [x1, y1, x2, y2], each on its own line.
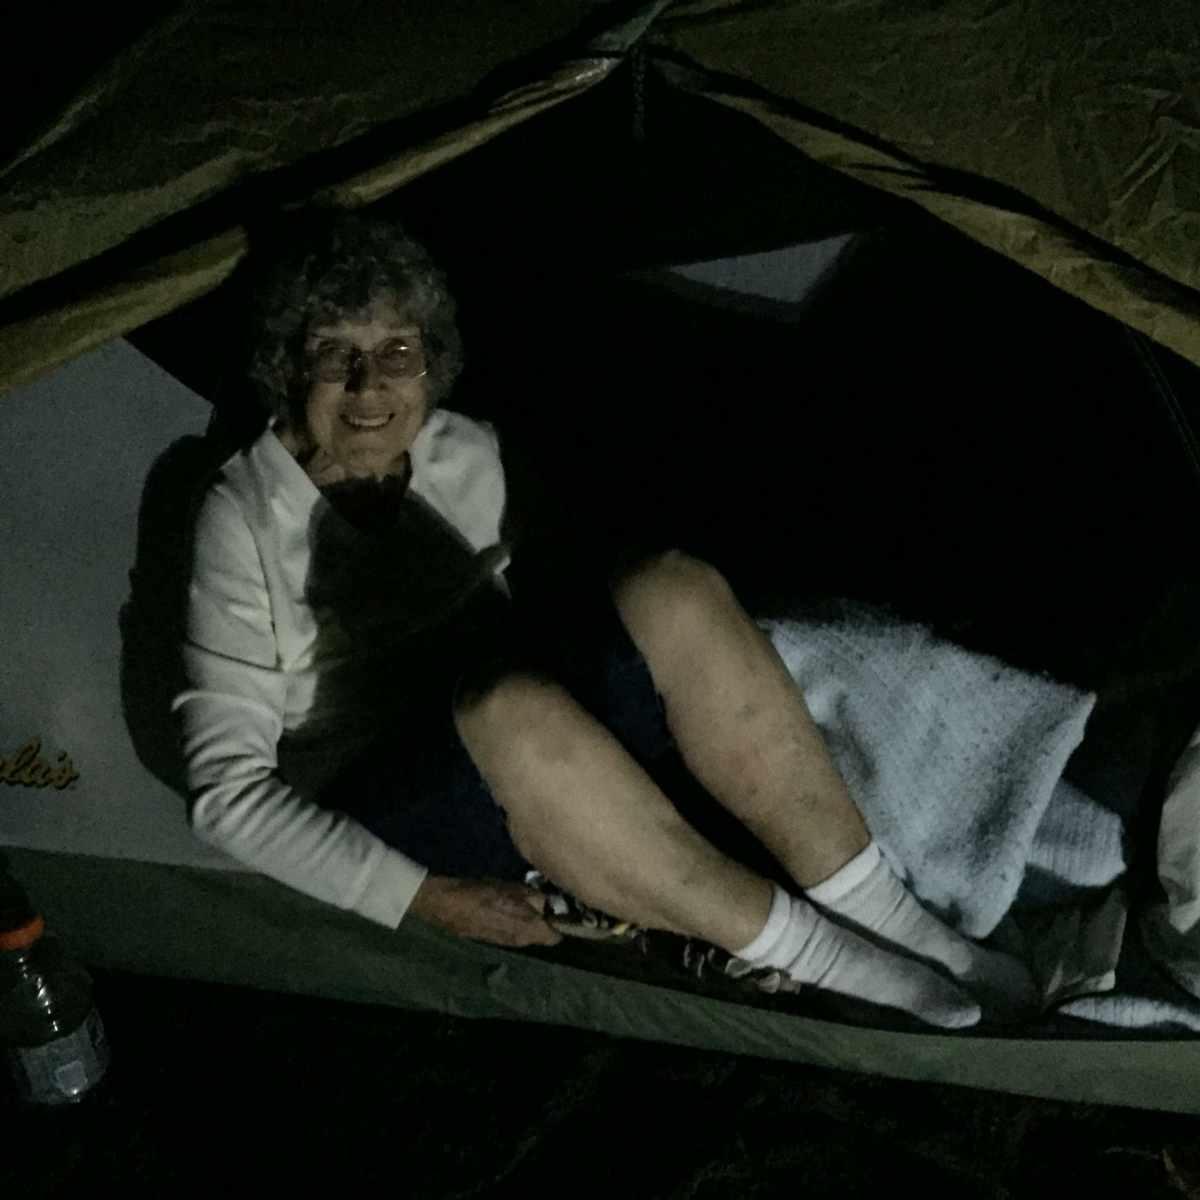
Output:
[807, 842, 1037, 1016]
[735, 883, 980, 1029]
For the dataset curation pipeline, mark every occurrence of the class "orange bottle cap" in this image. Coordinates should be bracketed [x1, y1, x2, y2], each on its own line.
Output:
[0, 912, 45, 952]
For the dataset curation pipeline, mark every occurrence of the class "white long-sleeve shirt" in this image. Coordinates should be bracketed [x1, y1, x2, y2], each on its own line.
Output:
[173, 410, 510, 927]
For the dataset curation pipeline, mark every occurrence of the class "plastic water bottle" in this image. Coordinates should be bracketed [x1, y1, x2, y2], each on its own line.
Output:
[0, 903, 110, 1105]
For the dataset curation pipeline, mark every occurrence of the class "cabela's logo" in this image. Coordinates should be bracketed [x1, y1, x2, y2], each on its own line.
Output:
[0, 738, 80, 789]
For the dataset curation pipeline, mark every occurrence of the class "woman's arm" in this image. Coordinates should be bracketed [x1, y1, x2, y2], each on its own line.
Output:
[175, 486, 427, 926]
[176, 483, 560, 946]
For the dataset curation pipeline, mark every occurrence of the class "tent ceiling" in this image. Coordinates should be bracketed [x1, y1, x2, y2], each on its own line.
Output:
[656, 1, 1200, 299]
[0, 0, 615, 300]
[2, 0, 1199, 396]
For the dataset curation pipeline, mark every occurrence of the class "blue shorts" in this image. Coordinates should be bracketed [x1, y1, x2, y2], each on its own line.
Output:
[320, 558, 675, 882]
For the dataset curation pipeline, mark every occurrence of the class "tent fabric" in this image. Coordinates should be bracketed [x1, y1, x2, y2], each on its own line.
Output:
[650, 0, 1200, 378]
[0, 0, 613, 297]
[0, 0, 651, 395]
[2, 0, 1200, 395]
[8, 845, 1200, 1115]
[655, 1, 1200, 297]
[0, 337, 232, 870]
[655, 59, 1200, 386]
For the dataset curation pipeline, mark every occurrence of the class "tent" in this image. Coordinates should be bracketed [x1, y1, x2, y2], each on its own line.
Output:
[6, 0, 1200, 1112]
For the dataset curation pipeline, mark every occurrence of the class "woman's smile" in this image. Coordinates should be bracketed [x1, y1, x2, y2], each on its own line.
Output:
[286, 300, 430, 485]
[341, 411, 395, 430]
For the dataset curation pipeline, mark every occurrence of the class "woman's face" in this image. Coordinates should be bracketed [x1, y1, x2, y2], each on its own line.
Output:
[296, 300, 429, 485]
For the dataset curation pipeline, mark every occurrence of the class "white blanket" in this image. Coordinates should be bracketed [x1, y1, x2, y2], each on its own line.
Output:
[765, 610, 1200, 1031]
[764, 611, 1096, 939]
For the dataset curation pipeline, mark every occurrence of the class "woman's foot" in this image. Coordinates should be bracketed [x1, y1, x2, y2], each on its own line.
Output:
[736, 884, 981, 1029]
[806, 842, 1039, 1020]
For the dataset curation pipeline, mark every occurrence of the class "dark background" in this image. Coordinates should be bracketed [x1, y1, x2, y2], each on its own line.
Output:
[4, 968, 1199, 1199]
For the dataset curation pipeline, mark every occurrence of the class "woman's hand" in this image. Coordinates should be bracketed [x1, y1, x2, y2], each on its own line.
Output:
[407, 875, 563, 947]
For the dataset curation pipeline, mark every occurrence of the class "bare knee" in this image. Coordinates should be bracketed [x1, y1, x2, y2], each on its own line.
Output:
[452, 670, 585, 775]
[451, 671, 603, 864]
[454, 669, 557, 734]
[612, 549, 734, 655]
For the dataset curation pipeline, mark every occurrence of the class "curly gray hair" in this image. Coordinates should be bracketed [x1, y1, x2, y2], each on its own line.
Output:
[245, 210, 464, 424]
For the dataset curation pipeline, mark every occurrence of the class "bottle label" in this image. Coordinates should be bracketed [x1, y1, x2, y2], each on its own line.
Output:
[5, 1007, 110, 1105]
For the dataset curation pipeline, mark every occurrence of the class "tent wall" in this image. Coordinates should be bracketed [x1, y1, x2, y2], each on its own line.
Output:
[0, 339, 230, 869]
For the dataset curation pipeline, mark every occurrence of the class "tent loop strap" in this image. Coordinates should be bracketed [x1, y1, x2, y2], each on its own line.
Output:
[631, 42, 648, 143]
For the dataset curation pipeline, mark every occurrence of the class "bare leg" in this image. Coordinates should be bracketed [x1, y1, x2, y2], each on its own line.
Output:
[612, 552, 1037, 1017]
[453, 672, 980, 1028]
[613, 551, 869, 888]
[454, 673, 772, 953]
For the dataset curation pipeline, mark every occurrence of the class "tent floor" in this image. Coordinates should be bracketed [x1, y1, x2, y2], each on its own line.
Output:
[7, 847, 1200, 1117]
[3, 969, 1198, 1199]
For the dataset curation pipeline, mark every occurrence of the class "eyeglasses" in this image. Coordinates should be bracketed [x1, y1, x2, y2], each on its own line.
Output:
[305, 338, 428, 384]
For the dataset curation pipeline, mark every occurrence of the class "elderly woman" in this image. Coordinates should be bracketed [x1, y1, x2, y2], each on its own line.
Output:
[175, 212, 1031, 1029]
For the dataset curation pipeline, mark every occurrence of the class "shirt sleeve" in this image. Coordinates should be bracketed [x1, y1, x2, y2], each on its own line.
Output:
[173, 485, 427, 927]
